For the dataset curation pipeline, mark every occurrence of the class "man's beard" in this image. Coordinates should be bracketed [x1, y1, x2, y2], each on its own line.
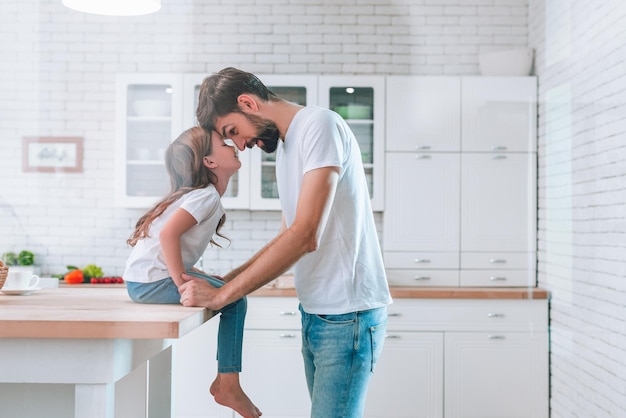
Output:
[244, 113, 280, 153]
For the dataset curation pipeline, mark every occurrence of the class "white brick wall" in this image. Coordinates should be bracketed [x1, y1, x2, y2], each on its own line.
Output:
[0, 0, 528, 277]
[529, 0, 626, 416]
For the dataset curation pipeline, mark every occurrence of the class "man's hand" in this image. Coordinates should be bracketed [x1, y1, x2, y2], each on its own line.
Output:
[178, 276, 225, 310]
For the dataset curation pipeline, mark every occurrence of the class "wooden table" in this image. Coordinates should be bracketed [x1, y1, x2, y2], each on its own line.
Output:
[0, 287, 213, 418]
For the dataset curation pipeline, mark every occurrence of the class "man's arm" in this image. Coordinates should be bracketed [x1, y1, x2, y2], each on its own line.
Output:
[179, 166, 339, 309]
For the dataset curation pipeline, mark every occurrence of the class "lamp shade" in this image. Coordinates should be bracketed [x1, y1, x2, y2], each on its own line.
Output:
[62, 0, 161, 16]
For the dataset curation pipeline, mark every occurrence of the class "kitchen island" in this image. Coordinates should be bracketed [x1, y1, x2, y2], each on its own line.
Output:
[0, 286, 214, 418]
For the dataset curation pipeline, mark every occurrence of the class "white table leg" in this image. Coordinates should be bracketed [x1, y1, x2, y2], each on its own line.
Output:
[148, 345, 173, 418]
[75, 383, 115, 418]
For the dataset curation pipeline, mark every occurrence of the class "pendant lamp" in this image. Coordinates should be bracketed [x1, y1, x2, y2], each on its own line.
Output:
[62, 0, 161, 16]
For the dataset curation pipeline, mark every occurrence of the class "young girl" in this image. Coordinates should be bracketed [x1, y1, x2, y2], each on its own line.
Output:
[123, 127, 261, 418]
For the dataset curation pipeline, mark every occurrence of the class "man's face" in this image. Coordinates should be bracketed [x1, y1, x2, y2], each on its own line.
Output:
[215, 112, 280, 154]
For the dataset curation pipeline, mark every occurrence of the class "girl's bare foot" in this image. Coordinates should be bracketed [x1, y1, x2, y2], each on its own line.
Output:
[210, 373, 262, 418]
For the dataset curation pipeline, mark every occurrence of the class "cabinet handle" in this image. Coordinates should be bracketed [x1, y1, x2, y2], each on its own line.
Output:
[280, 311, 297, 316]
[413, 258, 431, 264]
[279, 333, 297, 339]
[385, 334, 401, 339]
[489, 259, 507, 264]
[492, 155, 507, 160]
[416, 154, 431, 159]
[416, 145, 431, 150]
[388, 313, 402, 317]
[488, 335, 506, 340]
[489, 276, 507, 281]
[414, 276, 431, 281]
[487, 313, 505, 318]
[490, 146, 508, 151]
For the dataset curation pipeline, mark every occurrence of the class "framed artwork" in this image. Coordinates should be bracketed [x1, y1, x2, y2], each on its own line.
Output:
[22, 137, 84, 173]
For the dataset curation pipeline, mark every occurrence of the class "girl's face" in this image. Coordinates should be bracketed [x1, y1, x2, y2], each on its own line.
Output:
[205, 131, 241, 178]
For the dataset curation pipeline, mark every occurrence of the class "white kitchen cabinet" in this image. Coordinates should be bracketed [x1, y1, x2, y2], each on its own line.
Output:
[384, 76, 537, 288]
[364, 331, 443, 418]
[386, 76, 461, 152]
[319, 76, 386, 211]
[444, 331, 549, 418]
[240, 297, 311, 418]
[115, 74, 184, 208]
[461, 77, 537, 153]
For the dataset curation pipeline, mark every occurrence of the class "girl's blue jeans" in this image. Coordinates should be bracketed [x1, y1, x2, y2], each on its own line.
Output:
[300, 304, 388, 418]
[126, 272, 246, 374]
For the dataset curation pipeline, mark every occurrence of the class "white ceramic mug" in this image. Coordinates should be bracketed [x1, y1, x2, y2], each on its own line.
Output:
[4, 269, 41, 290]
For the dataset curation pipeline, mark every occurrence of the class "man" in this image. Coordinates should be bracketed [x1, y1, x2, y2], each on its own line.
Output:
[179, 67, 392, 418]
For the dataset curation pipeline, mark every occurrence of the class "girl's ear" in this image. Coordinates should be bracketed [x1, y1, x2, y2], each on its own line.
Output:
[203, 155, 218, 169]
[237, 94, 259, 111]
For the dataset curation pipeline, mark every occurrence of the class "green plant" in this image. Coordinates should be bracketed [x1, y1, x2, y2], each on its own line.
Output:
[1, 250, 35, 266]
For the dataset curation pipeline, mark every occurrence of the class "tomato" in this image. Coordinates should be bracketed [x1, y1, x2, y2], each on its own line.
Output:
[64, 269, 84, 284]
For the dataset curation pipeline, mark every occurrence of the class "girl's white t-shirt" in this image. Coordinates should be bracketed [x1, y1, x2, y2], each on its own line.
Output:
[123, 185, 224, 283]
[276, 106, 392, 314]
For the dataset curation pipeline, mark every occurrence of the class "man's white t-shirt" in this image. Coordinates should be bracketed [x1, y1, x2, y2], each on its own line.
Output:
[123, 186, 224, 283]
[276, 106, 392, 314]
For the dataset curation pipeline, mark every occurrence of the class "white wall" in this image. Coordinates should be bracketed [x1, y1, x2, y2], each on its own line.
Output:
[0, 0, 530, 277]
[529, 0, 626, 416]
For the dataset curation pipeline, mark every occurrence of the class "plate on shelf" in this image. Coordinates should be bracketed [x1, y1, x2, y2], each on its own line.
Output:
[1, 287, 42, 296]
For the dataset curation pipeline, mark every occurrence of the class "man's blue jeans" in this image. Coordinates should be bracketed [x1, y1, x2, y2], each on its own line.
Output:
[300, 304, 388, 418]
[126, 272, 246, 373]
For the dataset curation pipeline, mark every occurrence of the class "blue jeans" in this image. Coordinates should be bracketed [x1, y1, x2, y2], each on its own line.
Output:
[300, 304, 388, 418]
[126, 272, 246, 373]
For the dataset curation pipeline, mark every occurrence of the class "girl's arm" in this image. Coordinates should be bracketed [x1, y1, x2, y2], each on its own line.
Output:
[159, 208, 197, 288]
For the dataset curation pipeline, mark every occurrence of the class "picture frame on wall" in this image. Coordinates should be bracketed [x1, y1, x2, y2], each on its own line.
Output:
[22, 136, 84, 173]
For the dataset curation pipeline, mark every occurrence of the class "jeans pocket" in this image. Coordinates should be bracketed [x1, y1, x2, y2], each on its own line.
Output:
[315, 312, 356, 325]
[369, 321, 387, 372]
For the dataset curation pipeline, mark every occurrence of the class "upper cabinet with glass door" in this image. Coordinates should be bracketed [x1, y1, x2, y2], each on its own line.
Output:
[254, 75, 319, 210]
[318, 76, 385, 211]
[115, 74, 184, 208]
[183, 74, 251, 210]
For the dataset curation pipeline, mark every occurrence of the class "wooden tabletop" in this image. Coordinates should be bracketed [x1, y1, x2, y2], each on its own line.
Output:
[0, 287, 212, 339]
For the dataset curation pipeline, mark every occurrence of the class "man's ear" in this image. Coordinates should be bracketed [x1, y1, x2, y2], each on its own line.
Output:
[237, 94, 259, 112]
[203, 155, 218, 169]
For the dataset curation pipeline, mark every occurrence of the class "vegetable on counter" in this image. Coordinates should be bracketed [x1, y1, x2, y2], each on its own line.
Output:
[1, 250, 35, 266]
[64, 268, 84, 284]
[60, 264, 124, 285]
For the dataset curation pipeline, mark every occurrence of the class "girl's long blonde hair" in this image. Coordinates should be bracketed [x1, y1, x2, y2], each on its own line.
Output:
[127, 127, 228, 247]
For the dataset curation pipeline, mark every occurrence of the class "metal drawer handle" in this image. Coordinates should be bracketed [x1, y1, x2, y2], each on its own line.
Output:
[416, 154, 431, 159]
[487, 313, 505, 318]
[388, 313, 402, 317]
[280, 311, 297, 316]
[492, 155, 507, 160]
[414, 258, 431, 264]
[279, 333, 297, 339]
[489, 276, 507, 281]
[414, 276, 431, 281]
[385, 334, 401, 339]
[490, 146, 508, 151]
[488, 335, 506, 340]
[489, 259, 507, 264]
[416, 145, 431, 150]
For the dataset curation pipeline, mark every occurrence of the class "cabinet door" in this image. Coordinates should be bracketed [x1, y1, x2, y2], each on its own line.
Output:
[461, 77, 537, 153]
[240, 330, 311, 418]
[364, 332, 443, 418]
[461, 153, 536, 252]
[115, 74, 184, 208]
[319, 76, 385, 211]
[246, 75, 319, 210]
[183, 73, 251, 210]
[386, 76, 461, 152]
[384, 152, 460, 253]
[444, 332, 549, 418]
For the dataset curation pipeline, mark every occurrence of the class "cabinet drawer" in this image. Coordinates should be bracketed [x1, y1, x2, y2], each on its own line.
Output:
[461, 252, 535, 269]
[384, 252, 459, 269]
[246, 297, 301, 330]
[386, 299, 548, 332]
[460, 270, 536, 287]
[386, 270, 459, 287]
